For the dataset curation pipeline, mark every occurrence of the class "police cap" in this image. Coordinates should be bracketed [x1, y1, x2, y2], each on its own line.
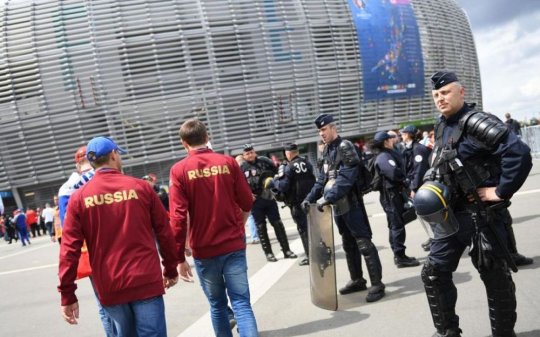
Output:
[314, 114, 334, 129]
[373, 131, 396, 144]
[400, 125, 418, 134]
[430, 71, 459, 90]
[243, 144, 254, 152]
[284, 143, 298, 151]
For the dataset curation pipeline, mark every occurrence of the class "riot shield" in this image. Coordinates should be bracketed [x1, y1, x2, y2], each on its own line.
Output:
[308, 204, 337, 311]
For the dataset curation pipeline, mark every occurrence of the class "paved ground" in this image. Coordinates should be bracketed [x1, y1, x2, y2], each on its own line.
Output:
[1, 160, 540, 337]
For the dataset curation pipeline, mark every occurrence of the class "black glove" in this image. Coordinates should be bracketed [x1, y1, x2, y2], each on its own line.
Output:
[316, 199, 330, 212]
[301, 200, 311, 214]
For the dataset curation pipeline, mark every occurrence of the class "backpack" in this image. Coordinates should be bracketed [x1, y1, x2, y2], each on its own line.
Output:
[365, 156, 383, 193]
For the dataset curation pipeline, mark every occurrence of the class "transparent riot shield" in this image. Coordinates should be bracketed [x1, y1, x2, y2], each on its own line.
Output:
[308, 204, 337, 311]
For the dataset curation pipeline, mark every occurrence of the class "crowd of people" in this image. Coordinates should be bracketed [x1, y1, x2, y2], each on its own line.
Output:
[0, 70, 533, 337]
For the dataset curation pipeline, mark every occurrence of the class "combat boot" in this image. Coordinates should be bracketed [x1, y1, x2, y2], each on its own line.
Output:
[512, 253, 533, 266]
[339, 279, 367, 295]
[357, 238, 385, 302]
[340, 246, 367, 295]
[394, 253, 420, 268]
[256, 222, 277, 262]
[272, 220, 297, 259]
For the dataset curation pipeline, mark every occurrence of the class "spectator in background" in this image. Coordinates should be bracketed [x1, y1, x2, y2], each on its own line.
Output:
[504, 112, 521, 137]
[142, 173, 169, 212]
[26, 208, 40, 237]
[41, 203, 55, 242]
[13, 209, 30, 247]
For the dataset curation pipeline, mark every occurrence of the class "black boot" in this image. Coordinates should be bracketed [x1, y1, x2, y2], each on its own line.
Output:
[272, 220, 297, 259]
[512, 253, 533, 266]
[256, 222, 277, 262]
[339, 279, 367, 295]
[480, 260, 517, 337]
[298, 231, 309, 266]
[357, 238, 385, 302]
[340, 239, 367, 294]
[394, 253, 420, 268]
[421, 262, 461, 335]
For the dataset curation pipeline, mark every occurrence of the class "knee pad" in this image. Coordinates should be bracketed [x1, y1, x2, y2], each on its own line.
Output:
[356, 238, 374, 255]
[421, 260, 452, 286]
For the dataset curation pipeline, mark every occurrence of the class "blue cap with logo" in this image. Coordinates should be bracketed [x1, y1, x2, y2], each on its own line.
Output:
[373, 131, 396, 143]
[314, 114, 334, 129]
[86, 136, 127, 162]
[430, 71, 459, 90]
[400, 125, 418, 134]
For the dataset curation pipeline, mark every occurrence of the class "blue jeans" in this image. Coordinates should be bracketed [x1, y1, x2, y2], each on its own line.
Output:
[247, 215, 258, 241]
[101, 296, 167, 337]
[194, 249, 259, 337]
[90, 276, 116, 337]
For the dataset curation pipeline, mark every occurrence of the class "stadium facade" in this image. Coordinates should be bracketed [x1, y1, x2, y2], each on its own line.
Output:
[0, 0, 481, 209]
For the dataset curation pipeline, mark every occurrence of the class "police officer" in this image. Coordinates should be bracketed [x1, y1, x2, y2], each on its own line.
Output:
[400, 125, 433, 251]
[369, 131, 420, 268]
[417, 71, 532, 337]
[240, 144, 297, 262]
[302, 114, 385, 302]
[268, 143, 315, 266]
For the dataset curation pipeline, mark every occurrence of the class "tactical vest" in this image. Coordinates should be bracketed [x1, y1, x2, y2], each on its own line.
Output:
[241, 157, 276, 198]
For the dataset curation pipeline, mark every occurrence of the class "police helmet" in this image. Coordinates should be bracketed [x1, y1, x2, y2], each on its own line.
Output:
[414, 181, 459, 239]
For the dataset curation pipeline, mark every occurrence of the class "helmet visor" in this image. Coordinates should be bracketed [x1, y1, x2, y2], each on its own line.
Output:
[417, 206, 459, 239]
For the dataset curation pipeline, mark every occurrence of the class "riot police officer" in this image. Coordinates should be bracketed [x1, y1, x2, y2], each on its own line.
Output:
[400, 125, 433, 251]
[240, 144, 297, 262]
[417, 71, 532, 337]
[302, 114, 385, 303]
[268, 143, 315, 266]
[369, 131, 420, 268]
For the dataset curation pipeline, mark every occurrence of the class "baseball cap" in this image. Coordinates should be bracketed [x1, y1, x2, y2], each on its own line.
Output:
[400, 125, 418, 134]
[373, 131, 396, 143]
[86, 136, 127, 162]
[284, 143, 298, 151]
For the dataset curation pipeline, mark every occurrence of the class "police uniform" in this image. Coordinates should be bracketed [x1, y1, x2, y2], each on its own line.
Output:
[418, 71, 533, 337]
[271, 143, 316, 266]
[240, 145, 297, 262]
[372, 132, 419, 267]
[303, 114, 385, 302]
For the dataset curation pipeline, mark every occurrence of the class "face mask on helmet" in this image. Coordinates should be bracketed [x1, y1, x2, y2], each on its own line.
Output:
[414, 181, 459, 239]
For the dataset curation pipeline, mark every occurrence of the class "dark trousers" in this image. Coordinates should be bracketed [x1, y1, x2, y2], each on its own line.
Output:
[380, 189, 406, 256]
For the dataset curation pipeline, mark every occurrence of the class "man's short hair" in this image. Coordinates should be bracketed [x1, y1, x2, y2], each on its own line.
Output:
[505, 112, 511, 119]
[179, 119, 208, 146]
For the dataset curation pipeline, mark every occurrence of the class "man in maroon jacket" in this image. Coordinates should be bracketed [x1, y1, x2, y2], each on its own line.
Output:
[58, 136, 179, 337]
[169, 119, 259, 337]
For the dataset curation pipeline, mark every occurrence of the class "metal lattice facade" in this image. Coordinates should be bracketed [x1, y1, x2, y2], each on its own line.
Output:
[0, 0, 481, 207]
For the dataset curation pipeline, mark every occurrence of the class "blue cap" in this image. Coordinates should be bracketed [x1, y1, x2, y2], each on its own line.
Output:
[86, 136, 127, 162]
[373, 131, 396, 143]
[400, 125, 418, 134]
[430, 71, 459, 90]
[314, 114, 334, 129]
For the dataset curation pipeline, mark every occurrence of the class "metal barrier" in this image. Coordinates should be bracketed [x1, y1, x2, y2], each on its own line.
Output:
[521, 125, 540, 158]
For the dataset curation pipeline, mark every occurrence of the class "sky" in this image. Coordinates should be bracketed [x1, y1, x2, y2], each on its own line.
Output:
[454, 0, 540, 122]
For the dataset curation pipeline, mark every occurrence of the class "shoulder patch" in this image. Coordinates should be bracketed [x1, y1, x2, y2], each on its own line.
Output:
[414, 154, 423, 163]
[388, 159, 396, 167]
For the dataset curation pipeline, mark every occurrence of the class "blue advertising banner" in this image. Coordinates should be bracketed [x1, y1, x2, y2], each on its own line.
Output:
[348, 0, 424, 100]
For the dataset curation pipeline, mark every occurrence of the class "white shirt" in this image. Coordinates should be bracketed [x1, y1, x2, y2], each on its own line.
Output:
[42, 207, 55, 223]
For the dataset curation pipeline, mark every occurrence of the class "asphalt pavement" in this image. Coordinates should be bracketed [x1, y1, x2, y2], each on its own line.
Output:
[1, 160, 539, 337]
